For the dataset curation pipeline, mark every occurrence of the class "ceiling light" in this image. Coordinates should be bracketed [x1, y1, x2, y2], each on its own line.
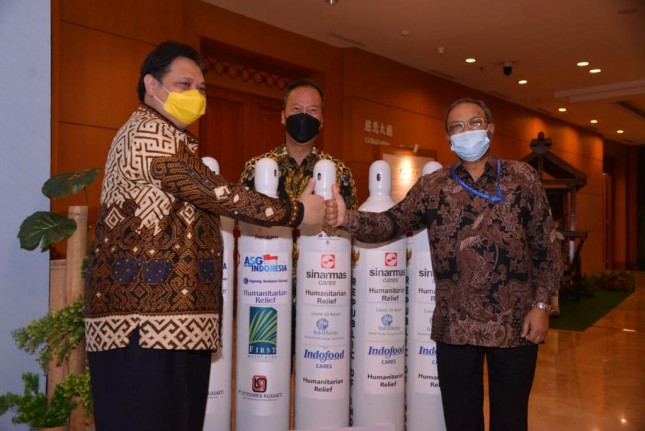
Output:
[325, 0, 338, 4]
[518, 79, 527, 85]
[590, 119, 598, 124]
[558, 107, 567, 112]
[617, 130, 624, 134]
[589, 68, 602, 74]
[465, 58, 476, 63]
[577, 61, 589, 67]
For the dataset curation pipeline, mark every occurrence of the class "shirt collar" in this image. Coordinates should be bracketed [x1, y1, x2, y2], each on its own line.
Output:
[453, 155, 498, 181]
[275, 143, 321, 166]
[139, 103, 199, 148]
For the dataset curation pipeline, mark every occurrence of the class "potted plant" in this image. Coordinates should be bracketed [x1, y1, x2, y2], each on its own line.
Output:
[2, 168, 100, 429]
[11, 299, 93, 426]
[0, 372, 75, 430]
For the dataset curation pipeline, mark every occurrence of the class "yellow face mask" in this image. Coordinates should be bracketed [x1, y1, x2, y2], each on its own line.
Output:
[157, 86, 206, 126]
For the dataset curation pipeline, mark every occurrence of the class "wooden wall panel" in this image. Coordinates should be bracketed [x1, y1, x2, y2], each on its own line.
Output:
[59, 0, 182, 44]
[199, 88, 284, 183]
[58, 22, 151, 128]
[201, 95, 246, 183]
[342, 98, 447, 164]
[253, 101, 285, 160]
[341, 48, 466, 117]
[52, 123, 113, 214]
[186, 1, 340, 74]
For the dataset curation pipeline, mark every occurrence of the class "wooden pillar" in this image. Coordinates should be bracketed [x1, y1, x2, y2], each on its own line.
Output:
[64, 206, 89, 431]
[47, 259, 68, 399]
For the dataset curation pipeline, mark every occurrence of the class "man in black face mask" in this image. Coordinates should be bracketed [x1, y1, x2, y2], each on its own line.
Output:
[240, 78, 357, 208]
[240, 78, 358, 362]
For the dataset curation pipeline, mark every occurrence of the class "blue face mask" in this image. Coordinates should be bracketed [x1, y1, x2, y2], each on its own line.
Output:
[450, 129, 490, 162]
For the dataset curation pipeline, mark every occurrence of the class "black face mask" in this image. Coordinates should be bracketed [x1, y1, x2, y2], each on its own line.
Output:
[285, 113, 321, 144]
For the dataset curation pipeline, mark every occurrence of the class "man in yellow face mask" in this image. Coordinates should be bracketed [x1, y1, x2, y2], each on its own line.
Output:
[144, 44, 207, 129]
[84, 41, 326, 431]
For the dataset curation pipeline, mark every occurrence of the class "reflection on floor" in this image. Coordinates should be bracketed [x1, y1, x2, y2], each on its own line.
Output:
[526, 271, 645, 431]
[231, 272, 645, 431]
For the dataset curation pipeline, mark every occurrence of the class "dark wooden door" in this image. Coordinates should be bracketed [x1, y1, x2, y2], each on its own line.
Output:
[200, 87, 284, 182]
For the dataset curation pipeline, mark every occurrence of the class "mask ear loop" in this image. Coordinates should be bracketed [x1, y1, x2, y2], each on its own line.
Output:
[152, 80, 169, 106]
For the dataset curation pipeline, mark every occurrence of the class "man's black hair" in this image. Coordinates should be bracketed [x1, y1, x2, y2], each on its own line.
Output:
[444, 97, 493, 132]
[137, 41, 206, 102]
[283, 79, 325, 109]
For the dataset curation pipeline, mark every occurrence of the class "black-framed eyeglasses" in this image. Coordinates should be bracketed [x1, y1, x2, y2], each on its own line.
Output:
[447, 117, 486, 135]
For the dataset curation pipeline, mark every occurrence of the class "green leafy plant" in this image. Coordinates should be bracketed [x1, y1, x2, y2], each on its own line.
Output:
[12, 299, 85, 370]
[564, 270, 636, 299]
[17, 167, 100, 251]
[581, 270, 636, 293]
[0, 372, 75, 428]
[4, 301, 94, 426]
[4, 168, 101, 427]
[58, 369, 93, 424]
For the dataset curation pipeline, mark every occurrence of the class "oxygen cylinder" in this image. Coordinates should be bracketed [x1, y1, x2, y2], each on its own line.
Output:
[201, 157, 235, 431]
[295, 159, 352, 429]
[405, 160, 446, 431]
[235, 158, 293, 431]
[351, 160, 407, 431]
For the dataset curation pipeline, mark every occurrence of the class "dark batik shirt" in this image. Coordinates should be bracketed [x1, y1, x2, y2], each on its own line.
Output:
[240, 144, 358, 210]
[345, 156, 562, 348]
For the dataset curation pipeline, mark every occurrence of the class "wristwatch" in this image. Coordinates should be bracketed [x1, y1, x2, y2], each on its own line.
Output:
[531, 300, 553, 316]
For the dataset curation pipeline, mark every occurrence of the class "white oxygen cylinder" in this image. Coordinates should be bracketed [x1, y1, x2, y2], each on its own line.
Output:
[294, 159, 352, 429]
[201, 157, 235, 431]
[405, 160, 446, 431]
[235, 158, 293, 431]
[351, 160, 407, 431]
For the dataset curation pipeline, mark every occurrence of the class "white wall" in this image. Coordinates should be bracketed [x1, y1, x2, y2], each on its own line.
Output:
[0, 1, 51, 429]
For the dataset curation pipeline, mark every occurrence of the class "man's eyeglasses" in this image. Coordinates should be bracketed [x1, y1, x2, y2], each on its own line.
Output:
[447, 117, 487, 135]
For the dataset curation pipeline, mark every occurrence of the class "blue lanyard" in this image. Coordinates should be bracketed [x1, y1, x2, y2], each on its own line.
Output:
[450, 158, 505, 203]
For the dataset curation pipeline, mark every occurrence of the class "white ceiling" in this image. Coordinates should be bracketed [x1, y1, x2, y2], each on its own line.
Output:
[202, 0, 645, 146]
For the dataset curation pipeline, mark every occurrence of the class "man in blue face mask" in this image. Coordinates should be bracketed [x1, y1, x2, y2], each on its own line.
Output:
[324, 97, 562, 431]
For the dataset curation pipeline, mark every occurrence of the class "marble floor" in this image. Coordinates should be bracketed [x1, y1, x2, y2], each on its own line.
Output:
[525, 271, 645, 431]
[232, 273, 645, 431]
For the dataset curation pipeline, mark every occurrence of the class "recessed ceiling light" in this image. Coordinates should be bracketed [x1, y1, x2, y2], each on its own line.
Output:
[518, 80, 527, 85]
[577, 61, 589, 67]
[590, 119, 598, 124]
[465, 58, 476, 63]
[558, 107, 567, 112]
[589, 68, 602, 74]
[617, 130, 624, 134]
[325, 0, 338, 4]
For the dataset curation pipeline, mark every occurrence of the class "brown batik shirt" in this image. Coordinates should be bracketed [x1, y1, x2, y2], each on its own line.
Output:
[85, 105, 303, 352]
[344, 156, 562, 348]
